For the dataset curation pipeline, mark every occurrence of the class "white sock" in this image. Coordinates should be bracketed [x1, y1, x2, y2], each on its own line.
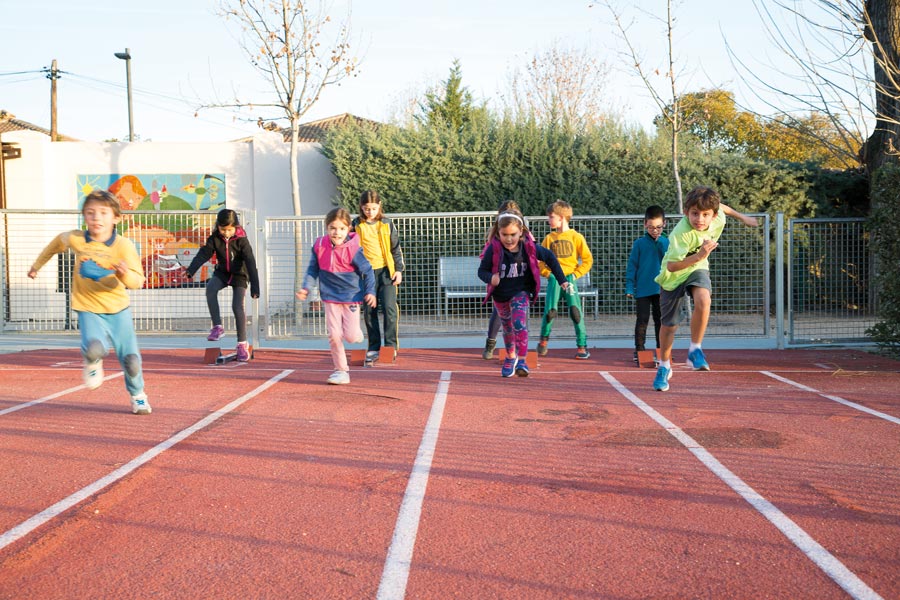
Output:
[689, 342, 701, 353]
[660, 359, 671, 369]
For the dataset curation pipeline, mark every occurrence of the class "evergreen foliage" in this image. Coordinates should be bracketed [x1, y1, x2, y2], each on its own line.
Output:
[867, 165, 900, 355]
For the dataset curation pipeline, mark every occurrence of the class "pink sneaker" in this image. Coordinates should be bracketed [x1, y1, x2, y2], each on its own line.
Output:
[236, 341, 251, 362]
[207, 325, 225, 341]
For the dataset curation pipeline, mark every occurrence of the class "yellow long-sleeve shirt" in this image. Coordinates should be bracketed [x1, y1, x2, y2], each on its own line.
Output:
[31, 230, 145, 314]
[539, 229, 593, 278]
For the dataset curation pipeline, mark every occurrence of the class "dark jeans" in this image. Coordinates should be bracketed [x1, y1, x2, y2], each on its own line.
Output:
[206, 275, 248, 342]
[363, 267, 399, 351]
[634, 294, 661, 351]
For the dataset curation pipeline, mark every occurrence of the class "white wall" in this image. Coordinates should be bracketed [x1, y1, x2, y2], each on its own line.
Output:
[1, 130, 339, 217]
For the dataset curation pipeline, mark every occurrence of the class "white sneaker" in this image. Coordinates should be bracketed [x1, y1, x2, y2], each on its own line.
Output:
[326, 370, 350, 385]
[131, 392, 152, 415]
[83, 360, 104, 390]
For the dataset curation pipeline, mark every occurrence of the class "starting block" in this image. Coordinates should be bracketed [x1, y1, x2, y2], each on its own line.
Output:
[637, 349, 660, 368]
[350, 346, 398, 367]
[204, 346, 253, 365]
[498, 349, 537, 369]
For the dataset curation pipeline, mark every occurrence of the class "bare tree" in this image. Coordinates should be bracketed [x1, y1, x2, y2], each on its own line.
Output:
[600, 0, 684, 213]
[503, 41, 613, 131]
[212, 0, 358, 215]
[731, 1, 900, 179]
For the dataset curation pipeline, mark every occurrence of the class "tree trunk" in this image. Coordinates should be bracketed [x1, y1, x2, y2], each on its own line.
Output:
[863, 0, 900, 181]
[290, 117, 302, 216]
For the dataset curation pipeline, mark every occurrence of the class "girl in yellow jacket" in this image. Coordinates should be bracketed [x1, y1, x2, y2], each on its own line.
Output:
[351, 190, 405, 362]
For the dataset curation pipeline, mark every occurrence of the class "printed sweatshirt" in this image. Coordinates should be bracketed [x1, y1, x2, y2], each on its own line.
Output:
[30, 230, 145, 314]
[478, 236, 567, 303]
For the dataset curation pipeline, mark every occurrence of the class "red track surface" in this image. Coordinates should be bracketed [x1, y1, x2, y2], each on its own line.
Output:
[0, 347, 898, 599]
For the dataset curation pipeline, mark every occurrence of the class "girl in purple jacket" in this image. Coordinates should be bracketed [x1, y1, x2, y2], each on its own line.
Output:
[296, 208, 376, 385]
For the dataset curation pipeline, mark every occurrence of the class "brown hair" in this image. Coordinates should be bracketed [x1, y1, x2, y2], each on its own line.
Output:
[82, 189, 122, 217]
[683, 186, 720, 213]
[326, 207, 353, 228]
[547, 199, 573, 221]
[358, 189, 384, 221]
[485, 207, 529, 243]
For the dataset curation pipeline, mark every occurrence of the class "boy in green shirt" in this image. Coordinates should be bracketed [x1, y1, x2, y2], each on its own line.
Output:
[653, 186, 759, 391]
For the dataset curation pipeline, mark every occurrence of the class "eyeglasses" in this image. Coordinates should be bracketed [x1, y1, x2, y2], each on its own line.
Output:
[647, 225, 665, 231]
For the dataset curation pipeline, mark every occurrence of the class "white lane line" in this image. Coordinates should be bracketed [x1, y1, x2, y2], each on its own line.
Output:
[377, 371, 451, 600]
[0, 369, 294, 551]
[0, 373, 124, 417]
[600, 371, 884, 600]
[761, 371, 900, 426]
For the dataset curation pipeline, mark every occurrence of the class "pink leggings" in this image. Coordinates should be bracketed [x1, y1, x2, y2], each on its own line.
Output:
[325, 302, 364, 371]
[493, 291, 530, 359]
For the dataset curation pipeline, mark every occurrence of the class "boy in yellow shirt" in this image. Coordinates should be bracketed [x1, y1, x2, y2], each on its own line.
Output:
[537, 200, 594, 359]
[28, 189, 151, 414]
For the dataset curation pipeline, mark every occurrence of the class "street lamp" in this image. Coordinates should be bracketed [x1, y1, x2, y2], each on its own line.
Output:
[114, 48, 134, 142]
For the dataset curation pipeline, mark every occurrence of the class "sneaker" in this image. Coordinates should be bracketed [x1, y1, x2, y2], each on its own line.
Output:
[653, 365, 673, 391]
[633, 350, 640, 365]
[482, 338, 497, 360]
[327, 370, 350, 385]
[536, 338, 549, 356]
[83, 359, 104, 390]
[515, 358, 529, 377]
[501, 357, 516, 378]
[207, 324, 225, 341]
[687, 348, 711, 371]
[366, 350, 380, 362]
[236, 341, 251, 362]
[575, 347, 590, 360]
[131, 392, 152, 415]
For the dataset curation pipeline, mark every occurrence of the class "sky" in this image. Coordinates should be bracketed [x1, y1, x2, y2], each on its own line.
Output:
[0, 1, 798, 143]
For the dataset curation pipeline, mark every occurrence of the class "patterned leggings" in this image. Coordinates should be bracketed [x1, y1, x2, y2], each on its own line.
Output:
[494, 291, 530, 359]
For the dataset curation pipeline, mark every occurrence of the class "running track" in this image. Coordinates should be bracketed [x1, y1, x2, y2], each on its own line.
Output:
[0, 347, 898, 599]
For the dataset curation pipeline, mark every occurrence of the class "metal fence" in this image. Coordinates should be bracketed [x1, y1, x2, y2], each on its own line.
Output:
[0, 209, 878, 346]
[788, 218, 877, 344]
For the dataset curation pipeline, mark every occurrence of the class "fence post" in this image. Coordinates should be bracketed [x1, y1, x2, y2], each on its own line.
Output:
[775, 212, 785, 349]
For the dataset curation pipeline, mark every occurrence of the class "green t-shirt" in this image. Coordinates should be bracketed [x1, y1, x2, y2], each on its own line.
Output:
[655, 210, 726, 291]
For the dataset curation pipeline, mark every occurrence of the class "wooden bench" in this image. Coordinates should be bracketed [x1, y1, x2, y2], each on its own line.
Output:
[438, 255, 600, 317]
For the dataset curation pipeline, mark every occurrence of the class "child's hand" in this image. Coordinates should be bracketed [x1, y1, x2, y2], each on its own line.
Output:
[490, 273, 500, 287]
[626, 293, 633, 299]
[27, 268, 37, 280]
[113, 261, 129, 278]
[392, 272, 402, 286]
[560, 281, 571, 293]
[364, 293, 377, 308]
[295, 289, 309, 301]
[742, 215, 761, 227]
[698, 238, 719, 257]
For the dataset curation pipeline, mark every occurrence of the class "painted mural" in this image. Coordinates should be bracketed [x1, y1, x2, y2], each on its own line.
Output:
[77, 174, 226, 289]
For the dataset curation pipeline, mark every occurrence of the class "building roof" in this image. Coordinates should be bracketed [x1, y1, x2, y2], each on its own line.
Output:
[0, 110, 79, 141]
[236, 113, 380, 143]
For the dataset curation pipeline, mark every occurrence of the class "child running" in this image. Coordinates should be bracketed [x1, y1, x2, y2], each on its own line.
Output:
[478, 210, 569, 377]
[351, 190, 405, 363]
[536, 200, 594, 359]
[27, 189, 151, 415]
[481, 199, 529, 360]
[626, 205, 668, 365]
[653, 186, 759, 391]
[296, 207, 376, 385]
[185, 208, 260, 362]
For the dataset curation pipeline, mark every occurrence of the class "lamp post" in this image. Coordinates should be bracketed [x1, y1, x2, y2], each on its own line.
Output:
[114, 48, 134, 142]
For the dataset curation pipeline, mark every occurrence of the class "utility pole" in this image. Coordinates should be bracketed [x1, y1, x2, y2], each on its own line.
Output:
[114, 49, 134, 142]
[46, 59, 60, 142]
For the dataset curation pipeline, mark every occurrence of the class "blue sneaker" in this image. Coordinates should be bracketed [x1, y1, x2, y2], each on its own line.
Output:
[653, 365, 672, 391]
[501, 357, 516, 378]
[687, 348, 710, 371]
[515, 358, 529, 377]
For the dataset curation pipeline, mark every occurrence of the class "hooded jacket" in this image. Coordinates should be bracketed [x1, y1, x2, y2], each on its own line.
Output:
[302, 232, 376, 303]
[186, 226, 260, 297]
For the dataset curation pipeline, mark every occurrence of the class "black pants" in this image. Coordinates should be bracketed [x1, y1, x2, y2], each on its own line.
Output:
[206, 275, 248, 343]
[634, 294, 661, 351]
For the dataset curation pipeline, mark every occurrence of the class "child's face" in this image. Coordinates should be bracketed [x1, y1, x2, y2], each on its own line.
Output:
[644, 217, 665, 240]
[360, 202, 381, 222]
[82, 201, 121, 240]
[687, 206, 717, 232]
[218, 225, 236, 239]
[498, 223, 523, 250]
[547, 212, 564, 230]
[327, 220, 350, 245]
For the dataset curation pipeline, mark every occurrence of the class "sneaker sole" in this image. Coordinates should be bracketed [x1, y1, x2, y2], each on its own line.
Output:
[687, 361, 711, 371]
[515, 369, 529, 377]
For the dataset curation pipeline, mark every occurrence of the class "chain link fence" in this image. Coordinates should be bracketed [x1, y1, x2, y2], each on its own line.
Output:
[1, 209, 876, 347]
